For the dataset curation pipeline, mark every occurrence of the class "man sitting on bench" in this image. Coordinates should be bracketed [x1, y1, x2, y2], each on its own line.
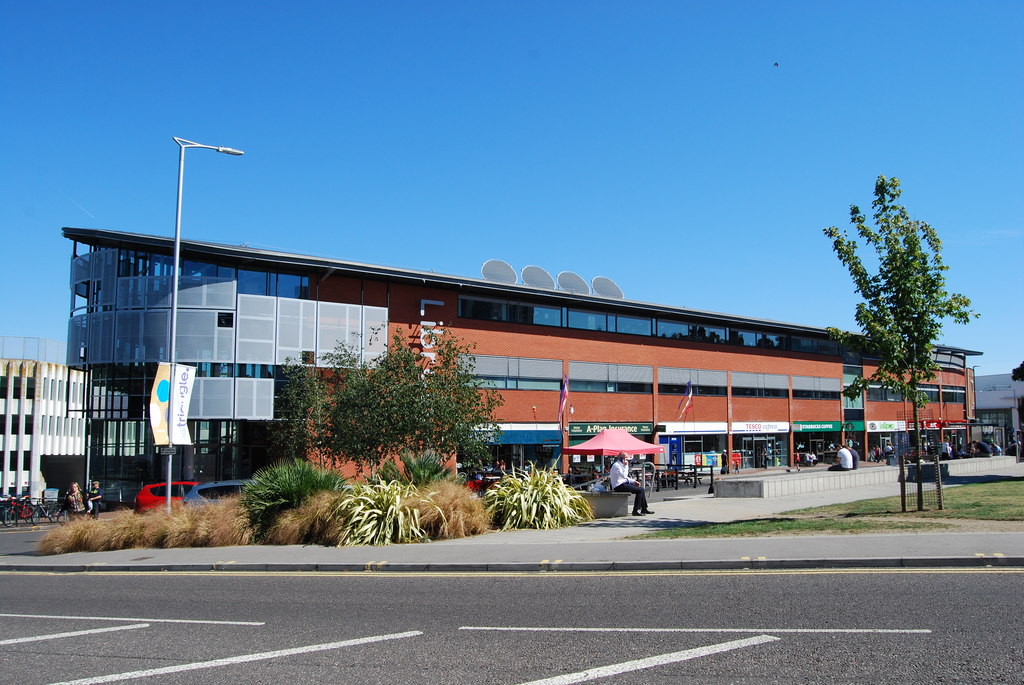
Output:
[610, 452, 653, 516]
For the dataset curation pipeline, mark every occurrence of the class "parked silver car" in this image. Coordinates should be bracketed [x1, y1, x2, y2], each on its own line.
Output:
[181, 479, 249, 506]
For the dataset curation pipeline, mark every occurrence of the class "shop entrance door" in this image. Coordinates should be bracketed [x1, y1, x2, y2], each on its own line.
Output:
[739, 435, 785, 468]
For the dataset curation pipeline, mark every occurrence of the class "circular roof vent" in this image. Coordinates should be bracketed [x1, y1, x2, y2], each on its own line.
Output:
[557, 270, 590, 295]
[521, 265, 556, 289]
[481, 259, 517, 284]
[591, 276, 624, 299]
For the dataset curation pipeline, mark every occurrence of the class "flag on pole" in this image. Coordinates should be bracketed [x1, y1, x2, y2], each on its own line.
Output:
[677, 381, 693, 419]
[557, 374, 569, 424]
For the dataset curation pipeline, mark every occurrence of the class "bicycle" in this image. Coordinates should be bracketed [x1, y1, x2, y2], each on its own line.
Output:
[0, 495, 37, 527]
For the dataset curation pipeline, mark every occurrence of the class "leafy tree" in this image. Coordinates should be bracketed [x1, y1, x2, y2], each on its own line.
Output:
[1012, 362, 1024, 383]
[270, 360, 335, 469]
[823, 175, 976, 508]
[273, 328, 503, 476]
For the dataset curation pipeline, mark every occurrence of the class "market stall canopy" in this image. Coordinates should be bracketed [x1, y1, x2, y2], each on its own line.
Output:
[562, 428, 664, 456]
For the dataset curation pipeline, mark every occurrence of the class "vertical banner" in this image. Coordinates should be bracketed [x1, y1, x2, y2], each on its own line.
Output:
[149, 362, 171, 446]
[149, 362, 196, 446]
[169, 363, 196, 445]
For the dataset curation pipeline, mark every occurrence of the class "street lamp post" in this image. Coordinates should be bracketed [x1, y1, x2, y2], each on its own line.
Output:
[166, 137, 244, 512]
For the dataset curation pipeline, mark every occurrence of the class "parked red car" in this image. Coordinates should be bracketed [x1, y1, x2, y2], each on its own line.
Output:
[133, 481, 199, 512]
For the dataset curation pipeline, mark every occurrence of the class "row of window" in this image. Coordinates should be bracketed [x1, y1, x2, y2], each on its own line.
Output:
[0, 376, 83, 402]
[459, 296, 843, 356]
[117, 250, 311, 300]
[478, 377, 844, 400]
[0, 415, 85, 437]
[867, 384, 966, 403]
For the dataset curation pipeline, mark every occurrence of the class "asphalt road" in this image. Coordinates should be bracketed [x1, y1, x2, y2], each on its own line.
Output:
[1, 570, 1022, 684]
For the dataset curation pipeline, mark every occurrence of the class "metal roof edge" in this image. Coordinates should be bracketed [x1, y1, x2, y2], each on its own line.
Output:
[61, 227, 980, 350]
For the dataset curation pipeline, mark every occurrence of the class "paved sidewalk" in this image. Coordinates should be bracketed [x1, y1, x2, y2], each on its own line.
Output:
[2, 462, 1022, 573]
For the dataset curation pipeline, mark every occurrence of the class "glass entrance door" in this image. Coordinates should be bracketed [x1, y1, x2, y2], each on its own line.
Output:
[739, 435, 787, 468]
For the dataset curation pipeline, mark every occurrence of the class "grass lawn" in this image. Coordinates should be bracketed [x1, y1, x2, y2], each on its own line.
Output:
[636, 476, 1024, 539]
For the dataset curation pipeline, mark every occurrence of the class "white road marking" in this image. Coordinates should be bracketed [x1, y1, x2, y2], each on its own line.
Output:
[514, 634, 780, 685]
[0, 612, 263, 626]
[0, 623, 149, 646]
[45, 630, 423, 685]
[462, 625, 931, 634]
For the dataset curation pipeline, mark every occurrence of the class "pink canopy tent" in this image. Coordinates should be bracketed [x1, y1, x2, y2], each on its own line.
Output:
[562, 428, 664, 457]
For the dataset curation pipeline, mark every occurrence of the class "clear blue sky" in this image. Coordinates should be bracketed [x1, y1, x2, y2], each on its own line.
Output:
[2, 1, 1021, 373]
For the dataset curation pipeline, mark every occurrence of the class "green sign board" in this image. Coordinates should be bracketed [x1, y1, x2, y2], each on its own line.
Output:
[792, 421, 842, 432]
[842, 421, 865, 431]
[568, 422, 654, 437]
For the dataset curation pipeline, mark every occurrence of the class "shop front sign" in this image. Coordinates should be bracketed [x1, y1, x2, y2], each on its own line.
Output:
[730, 421, 790, 433]
[660, 422, 728, 434]
[920, 420, 941, 430]
[568, 422, 654, 436]
[867, 420, 907, 432]
[793, 421, 841, 432]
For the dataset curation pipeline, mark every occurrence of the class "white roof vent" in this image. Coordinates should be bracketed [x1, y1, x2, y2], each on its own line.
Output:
[556, 270, 590, 295]
[521, 265, 556, 289]
[481, 259, 517, 284]
[592, 276, 624, 299]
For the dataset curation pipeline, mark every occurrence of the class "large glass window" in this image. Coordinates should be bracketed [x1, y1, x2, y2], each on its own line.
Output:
[792, 388, 841, 400]
[659, 382, 727, 396]
[567, 309, 608, 332]
[731, 386, 787, 398]
[867, 384, 903, 402]
[656, 321, 688, 340]
[276, 273, 309, 299]
[942, 386, 966, 403]
[615, 315, 652, 336]
[688, 324, 724, 344]
[238, 269, 271, 296]
[920, 384, 940, 402]
[459, 297, 507, 321]
[512, 302, 561, 327]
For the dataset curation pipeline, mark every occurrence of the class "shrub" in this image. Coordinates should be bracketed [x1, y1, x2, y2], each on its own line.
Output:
[265, 490, 348, 546]
[484, 468, 593, 530]
[37, 516, 108, 554]
[37, 500, 253, 554]
[333, 481, 426, 546]
[239, 459, 348, 539]
[415, 480, 490, 539]
[373, 450, 455, 486]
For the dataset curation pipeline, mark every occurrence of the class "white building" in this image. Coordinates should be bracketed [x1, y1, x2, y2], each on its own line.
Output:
[974, 373, 1023, 449]
[1, 337, 87, 498]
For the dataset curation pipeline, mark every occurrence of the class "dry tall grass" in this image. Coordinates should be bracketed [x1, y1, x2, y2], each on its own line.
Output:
[37, 483, 492, 554]
[264, 490, 348, 546]
[416, 481, 491, 539]
[37, 499, 253, 555]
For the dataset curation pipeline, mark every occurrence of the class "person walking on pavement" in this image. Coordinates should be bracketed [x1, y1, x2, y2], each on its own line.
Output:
[610, 452, 653, 516]
[86, 480, 103, 519]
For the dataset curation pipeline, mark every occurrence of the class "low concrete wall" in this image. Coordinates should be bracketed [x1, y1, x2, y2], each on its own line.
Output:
[715, 456, 1019, 499]
[580, 492, 630, 518]
[907, 455, 1018, 481]
[715, 467, 900, 499]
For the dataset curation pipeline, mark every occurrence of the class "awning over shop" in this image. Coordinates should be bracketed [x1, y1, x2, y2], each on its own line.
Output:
[562, 428, 664, 456]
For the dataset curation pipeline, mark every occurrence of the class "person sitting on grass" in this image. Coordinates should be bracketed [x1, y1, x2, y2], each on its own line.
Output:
[609, 452, 653, 516]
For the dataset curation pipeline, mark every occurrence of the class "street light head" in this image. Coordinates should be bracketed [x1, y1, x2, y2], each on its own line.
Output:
[217, 147, 245, 156]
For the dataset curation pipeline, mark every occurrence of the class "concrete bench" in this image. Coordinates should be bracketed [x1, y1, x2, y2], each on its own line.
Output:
[579, 491, 630, 518]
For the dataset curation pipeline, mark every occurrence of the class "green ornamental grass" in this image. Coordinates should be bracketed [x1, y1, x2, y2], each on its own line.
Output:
[484, 468, 593, 530]
[332, 481, 428, 546]
[239, 458, 348, 539]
